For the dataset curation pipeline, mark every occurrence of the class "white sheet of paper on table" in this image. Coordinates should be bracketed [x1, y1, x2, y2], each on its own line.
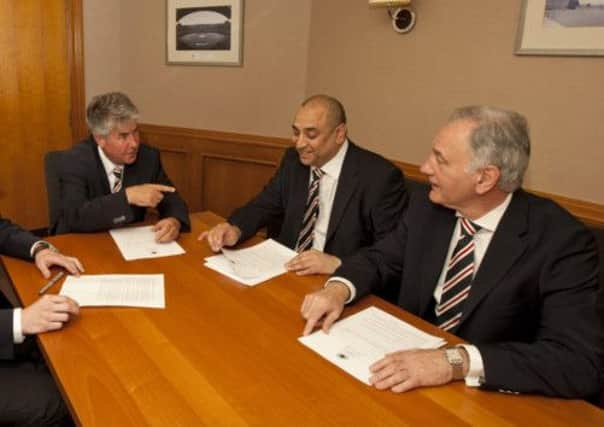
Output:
[59, 274, 165, 308]
[109, 225, 185, 261]
[204, 239, 297, 286]
[298, 306, 447, 384]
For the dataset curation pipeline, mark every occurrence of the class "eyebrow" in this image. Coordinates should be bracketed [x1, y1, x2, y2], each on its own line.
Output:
[292, 125, 318, 133]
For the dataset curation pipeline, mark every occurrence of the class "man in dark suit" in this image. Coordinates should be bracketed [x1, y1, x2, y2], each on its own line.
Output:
[52, 92, 190, 241]
[1, 218, 83, 425]
[200, 95, 406, 275]
[301, 106, 602, 399]
[200, 95, 407, 275]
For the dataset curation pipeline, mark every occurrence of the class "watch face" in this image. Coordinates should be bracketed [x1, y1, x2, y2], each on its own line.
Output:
[446, 349, 463, 364]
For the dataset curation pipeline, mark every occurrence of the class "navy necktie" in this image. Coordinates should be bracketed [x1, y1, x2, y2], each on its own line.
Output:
[295, 168, 324, 252]
[436, 217, 481, 332]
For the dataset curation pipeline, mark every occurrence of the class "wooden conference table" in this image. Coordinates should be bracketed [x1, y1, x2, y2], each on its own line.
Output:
[2, 212, 602, 426]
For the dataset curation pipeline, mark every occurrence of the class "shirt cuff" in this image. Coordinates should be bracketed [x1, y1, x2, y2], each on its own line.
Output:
[458, 344, 484, 387]
[30, 240, 58, 258]
[325, 277, 356, 304]
[13, 308, 25, 344]
[30, 240, 45, 257]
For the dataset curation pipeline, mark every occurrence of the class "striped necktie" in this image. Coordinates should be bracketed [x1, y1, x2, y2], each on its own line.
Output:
[295, 168, 324, 252]
[436, 217, 481, 332]
[112, 166, 124, 193]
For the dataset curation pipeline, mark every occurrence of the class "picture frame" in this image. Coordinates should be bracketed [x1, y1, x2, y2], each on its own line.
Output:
[515, 0, 604, 56]
[166, 0, 244, 66]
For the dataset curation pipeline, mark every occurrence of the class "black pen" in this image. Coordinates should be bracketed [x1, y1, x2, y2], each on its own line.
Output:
[38, 271, 66, 295]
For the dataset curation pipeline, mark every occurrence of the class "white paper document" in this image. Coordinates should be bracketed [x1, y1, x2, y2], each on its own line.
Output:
[60, 274, 165, 308]
[204, 239, 297, 286]
[109, 225, 185, 260]
[299, 306, 446, 384]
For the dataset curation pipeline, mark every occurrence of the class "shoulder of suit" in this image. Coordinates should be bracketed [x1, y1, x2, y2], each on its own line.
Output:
[518, 190, 586, 230]
[61, 138, 97, 168]
[136, 143, 159, 159]
[346, 141, 402, 176]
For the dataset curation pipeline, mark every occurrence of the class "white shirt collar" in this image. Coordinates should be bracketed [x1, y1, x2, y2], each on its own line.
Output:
[315, 139, 348, 180]
[456, 192, 513, 233]
[97, 146, 122, 177]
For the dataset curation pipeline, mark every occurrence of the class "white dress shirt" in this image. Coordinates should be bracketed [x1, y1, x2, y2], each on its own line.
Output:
[310, 140, 348, 251]
[12, 240, 58, 343]
[330, 193, 513, 387]
[435, 193, 512, 386]
[97, 146, 123, 191]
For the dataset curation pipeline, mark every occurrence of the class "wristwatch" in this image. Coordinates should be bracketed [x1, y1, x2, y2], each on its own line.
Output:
[32, 241, 58, 257]
[444, 347, 465, 380]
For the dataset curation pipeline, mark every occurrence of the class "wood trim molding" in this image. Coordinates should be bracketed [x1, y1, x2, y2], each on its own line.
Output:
[393, 162, 604, 228]
[66, 0, 87, 143]
[140, 123, 604, 228]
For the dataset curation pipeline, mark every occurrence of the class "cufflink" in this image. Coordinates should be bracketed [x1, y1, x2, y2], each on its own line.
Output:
[113, 215, 127, 224]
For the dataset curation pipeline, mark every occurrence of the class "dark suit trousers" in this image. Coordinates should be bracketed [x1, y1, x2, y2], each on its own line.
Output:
[0, 340, 71, 426]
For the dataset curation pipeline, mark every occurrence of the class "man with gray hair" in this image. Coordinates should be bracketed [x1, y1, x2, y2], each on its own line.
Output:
[301, 106, 602, 399]
[53, 92, 190, 240]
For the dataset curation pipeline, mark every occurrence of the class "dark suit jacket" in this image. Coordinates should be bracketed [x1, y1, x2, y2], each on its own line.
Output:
[52, 137, 190, 234]
[228, 142, 407, 257]
[336, 188, 603, 398]
[0, 219, 38, 360]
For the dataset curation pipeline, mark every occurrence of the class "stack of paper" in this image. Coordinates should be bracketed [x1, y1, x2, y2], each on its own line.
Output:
[109, 225, 185, 261]
[204, 239, 297, 286]
[299, 306, 446, 384]
[60, 274, 165, 308]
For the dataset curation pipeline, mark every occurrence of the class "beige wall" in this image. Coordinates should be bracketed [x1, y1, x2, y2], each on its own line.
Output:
[84, 0, 312, 137]
[83, 0, 122, 101]
[305, 0, 604, 204]
[84, 0, 603, 203]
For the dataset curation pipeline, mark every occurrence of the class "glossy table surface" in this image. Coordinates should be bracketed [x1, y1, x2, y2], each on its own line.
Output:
[3, 212, 602, 426]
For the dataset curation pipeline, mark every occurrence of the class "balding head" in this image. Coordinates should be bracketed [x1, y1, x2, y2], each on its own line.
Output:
[301, 94, 347, 131]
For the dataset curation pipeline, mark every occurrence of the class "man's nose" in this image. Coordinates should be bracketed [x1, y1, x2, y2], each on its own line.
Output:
[295, 134, 306, 149]
[419, 158, 432, 175]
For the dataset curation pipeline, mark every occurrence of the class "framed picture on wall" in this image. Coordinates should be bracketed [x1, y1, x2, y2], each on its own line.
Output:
[166, 0, 244, 65]
[516, 0, 604, 56]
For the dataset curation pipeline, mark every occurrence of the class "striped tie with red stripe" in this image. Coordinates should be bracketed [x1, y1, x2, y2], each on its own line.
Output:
[436, 217, 481, 332]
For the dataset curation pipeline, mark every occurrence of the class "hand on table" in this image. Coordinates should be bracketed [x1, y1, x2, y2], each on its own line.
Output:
[286, 249, 342, 275]
[198, 222, 242, 252]
[301, 282, 349, 335]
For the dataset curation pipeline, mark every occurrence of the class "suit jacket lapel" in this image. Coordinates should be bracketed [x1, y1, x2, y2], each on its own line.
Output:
[458, 191, 528, 327]
[89, 139, 112, 195]
[325, 143, 359, 245]
[418, 208, 457, 316]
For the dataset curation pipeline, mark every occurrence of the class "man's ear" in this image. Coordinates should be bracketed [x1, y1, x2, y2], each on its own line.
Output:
[335, 123, 347, 145]
[92, 134, 106, 148]
[475, 165, 501, 195]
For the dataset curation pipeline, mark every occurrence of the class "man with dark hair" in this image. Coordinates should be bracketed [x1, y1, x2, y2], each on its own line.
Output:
[200, 94, 407, 275]
[1, 218, 83, 425]
[52, 92, 190, 241]
[301, 106, 602, 399]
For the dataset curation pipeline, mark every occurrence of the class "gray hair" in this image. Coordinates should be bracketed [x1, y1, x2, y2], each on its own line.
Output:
[301, 94, 347, 129]
[86, 92, 139, 137]
[449, 106, 530, 192]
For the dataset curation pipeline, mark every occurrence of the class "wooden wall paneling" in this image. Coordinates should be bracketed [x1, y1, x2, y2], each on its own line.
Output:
[201, 156, 279, 218]
[158, 148, 191, 208]
[198, 154, 206, 213]
[394, 161, 604, 228]
[66, 0, 87, 143]
[0, 0, 76, 228]
[139, 123, 604, 228]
